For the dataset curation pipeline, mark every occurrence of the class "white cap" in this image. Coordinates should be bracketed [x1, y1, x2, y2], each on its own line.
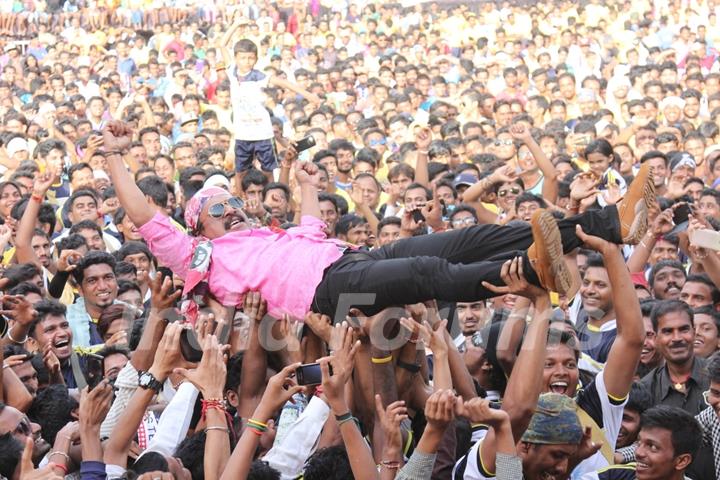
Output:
[204, 173, 230, 190]
[6, 137, 29, 157]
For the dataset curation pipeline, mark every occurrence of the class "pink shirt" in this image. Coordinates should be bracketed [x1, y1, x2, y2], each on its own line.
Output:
[138, 212, 345, 319]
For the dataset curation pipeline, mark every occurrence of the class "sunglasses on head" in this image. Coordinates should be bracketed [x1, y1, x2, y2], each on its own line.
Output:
[498, 187, 521, 197]
[208, 197, 244, 218]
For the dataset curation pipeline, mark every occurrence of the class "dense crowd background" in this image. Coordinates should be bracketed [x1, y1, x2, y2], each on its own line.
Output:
[4, 0, 720, 479]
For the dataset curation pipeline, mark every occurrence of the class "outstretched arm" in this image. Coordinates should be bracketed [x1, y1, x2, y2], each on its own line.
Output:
[269, 76, 322, 105]
[103, 121, 157, 227]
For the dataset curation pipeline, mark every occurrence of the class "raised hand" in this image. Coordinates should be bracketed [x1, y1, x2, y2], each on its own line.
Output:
[33, 171, 56, 197]
[56, 249, 83, 273]
[570, 172, 599, 202]
[421, 185, 445, 230]
[295, 161, 320, 187]
[149, 274, 182, 313]
[102, 121, 133, 152]
[458, 397, 509, 428]
[280, 143, 298, 169]
[321, 323, 361, 413]
[0, 295, 37, 328]
[79, 380, 114, 429]
[509, 123, 532, 143]
[42, 343, 61, 377]
[305, 312, 332, 343]
[243, 291, 267, 323]
[173, 334, 229, 399]
[481, 256, 548, 301]
[575, 224, 616, 255]
[253, 362, 305, 420]
[415, 126, 432, 151]
[374, 394, 408, 451]
[149, 322, 195, 381]
[424, 389, 457, 430]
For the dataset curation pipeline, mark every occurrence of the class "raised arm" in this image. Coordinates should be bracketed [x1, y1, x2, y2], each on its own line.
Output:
[296, 162, 322, 220]
[320, 330, 377, 480]
[511, 124, 558, 203]
[104, 323, 190, 468]
[220, 363, 304, 480]
[237, 292, 269, 419]
[576, 226, 643, 399]
[16, 172, 56, 269]
[102, 121, 157, 227]
[480, 257, 551, 440]
[413, 127, 432, 188]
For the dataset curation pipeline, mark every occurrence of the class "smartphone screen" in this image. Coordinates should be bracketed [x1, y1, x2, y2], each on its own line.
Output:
[86, 354, 105, 390]
[296, 363, 329, 385]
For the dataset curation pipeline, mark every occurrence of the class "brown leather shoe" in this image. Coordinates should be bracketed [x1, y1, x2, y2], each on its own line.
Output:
[617, 162, 655, 244]
[527, 209, 572, 295]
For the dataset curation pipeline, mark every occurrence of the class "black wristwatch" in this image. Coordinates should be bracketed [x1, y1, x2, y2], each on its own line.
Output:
[138, 371, 163, 393]
[397, 359, 421, 374]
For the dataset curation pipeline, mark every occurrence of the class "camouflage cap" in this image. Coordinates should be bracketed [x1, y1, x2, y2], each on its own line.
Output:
[520, 393, 583, 445]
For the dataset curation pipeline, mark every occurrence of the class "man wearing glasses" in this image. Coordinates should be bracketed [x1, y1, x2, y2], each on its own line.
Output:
[0, 402, 49, 464]
[104, 121, 655, 324]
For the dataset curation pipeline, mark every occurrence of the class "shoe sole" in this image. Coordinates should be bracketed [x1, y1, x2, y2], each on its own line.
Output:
[622, 166, 655, 244]
[534, 210, 573, 295]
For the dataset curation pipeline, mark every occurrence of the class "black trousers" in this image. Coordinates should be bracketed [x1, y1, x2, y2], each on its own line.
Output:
[312, 206, 621, 318]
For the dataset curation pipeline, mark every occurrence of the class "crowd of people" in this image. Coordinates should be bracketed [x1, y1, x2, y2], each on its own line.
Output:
[4, 0, 720, 479]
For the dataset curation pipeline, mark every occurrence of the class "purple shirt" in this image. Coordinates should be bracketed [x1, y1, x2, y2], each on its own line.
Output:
[138, 212, 344, 319]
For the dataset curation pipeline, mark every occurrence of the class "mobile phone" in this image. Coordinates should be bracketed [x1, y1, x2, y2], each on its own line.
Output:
[411, 209, 425, 223]
[180, 328, 203, 362]
[690, 229, 720, 251]
[296, 362, 332, 386]
[295, 135, 316, 153]
[86, 353, 105, 390]
[673, 202, 694, 226]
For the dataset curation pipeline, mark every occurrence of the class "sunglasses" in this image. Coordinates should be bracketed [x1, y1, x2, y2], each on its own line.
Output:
[369, 138, 387, 147]
[494, 139, 514, 147]
[498, 187, 521, 197]
[452, 217, 477, 227]
[208, 197, 244, 218]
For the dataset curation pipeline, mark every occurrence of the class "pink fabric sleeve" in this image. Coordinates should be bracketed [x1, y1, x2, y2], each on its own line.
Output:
[286, 215, 328, 241]
[137, 212, 194, 279]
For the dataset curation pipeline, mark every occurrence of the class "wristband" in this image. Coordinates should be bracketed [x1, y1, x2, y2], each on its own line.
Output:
[201, 399, 226, 417]
[6, 327, 27, 344]
[247, 418, 268, 429]
[371, 355, 393, 364]
[51, 463, 68, 475]
[205, 426, 230, 433]
[380, 460, 401, 469]
[334, 411, 353, 423]
[31, 192, 44, 203]
[337, 415, 356, 427]
[49, 451, 71, 463]
[397, 359, 421, 373]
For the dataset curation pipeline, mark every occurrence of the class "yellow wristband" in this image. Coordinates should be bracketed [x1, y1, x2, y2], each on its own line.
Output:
[371, 355, 393, 364]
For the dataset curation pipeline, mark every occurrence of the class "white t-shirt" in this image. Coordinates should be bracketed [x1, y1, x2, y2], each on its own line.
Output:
[227, 67, 273, 141]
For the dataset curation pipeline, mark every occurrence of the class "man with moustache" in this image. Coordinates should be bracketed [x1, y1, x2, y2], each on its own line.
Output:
[648, 261, 687, 301]
[640, 300, 708, 415]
